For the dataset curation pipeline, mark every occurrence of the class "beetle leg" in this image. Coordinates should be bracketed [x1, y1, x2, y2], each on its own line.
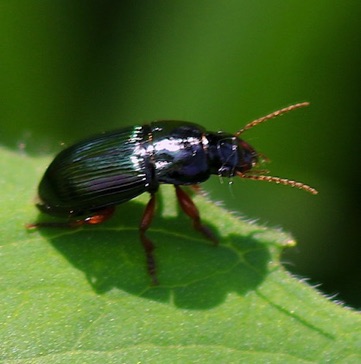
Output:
[139, 193, 158, 285]
[82, 206, 115, 225]
[174, 185, 218, 245]
[27, 206, 115, 229]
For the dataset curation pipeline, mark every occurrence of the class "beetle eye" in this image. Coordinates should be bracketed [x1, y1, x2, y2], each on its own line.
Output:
[212, 137, 242, 177]
[218, 137, 238, 162]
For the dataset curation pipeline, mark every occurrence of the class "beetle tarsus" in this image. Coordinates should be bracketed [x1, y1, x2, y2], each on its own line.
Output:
[26, 220, 82, 229]
[140, 232, 158, 285]
[193, 219, 218, 245]
[175, 185, 218, 245]
[139, 194, 158, 284]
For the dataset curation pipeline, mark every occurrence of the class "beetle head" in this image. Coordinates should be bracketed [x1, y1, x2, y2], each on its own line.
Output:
[208, 102, 318, 195]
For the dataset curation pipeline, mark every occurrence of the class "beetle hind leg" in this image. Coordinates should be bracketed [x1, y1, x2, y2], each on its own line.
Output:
[26, 206, 115, 229]
[174, 185, 218, 245]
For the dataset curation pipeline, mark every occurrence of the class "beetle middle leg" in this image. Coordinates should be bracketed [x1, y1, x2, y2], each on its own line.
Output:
[139, 193, 158, 285]
[174, 185, 218, 245]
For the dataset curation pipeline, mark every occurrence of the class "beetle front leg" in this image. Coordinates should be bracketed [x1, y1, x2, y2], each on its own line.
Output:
[139, 193, 158, 285]
[174, 185, 218, 245]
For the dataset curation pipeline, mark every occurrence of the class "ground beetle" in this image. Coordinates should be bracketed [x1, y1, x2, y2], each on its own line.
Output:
[28, 102, 318, 284]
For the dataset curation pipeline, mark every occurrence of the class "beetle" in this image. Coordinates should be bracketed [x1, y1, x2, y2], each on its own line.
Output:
[28, 102, 318, 284]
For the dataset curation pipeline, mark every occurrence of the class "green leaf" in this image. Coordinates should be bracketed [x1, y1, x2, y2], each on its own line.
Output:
[1, 146, 360, 363]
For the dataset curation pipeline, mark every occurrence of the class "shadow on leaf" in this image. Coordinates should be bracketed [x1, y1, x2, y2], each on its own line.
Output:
[32, 200, 271, 310]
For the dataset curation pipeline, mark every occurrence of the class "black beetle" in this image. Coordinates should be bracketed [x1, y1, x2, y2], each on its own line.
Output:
[28, 102, 317, 284]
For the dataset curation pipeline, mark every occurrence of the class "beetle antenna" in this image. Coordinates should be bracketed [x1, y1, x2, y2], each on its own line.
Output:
[236, 172, 318, 195]
[235, 102, 310, 136]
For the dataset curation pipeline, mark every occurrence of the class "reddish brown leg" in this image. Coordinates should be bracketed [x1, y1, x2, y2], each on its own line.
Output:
[175, 185, 218, 244]
[26, 206, 115, 229]
[83, 206, 115, 225]
[139, 193, 158, 285]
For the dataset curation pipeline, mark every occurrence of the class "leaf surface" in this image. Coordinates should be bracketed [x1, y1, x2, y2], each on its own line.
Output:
[1, 147, 360, 363]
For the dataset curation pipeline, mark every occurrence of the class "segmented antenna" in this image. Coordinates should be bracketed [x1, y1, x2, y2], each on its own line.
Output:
[237, 172, 318, 195]
[235, 102, 310, 136]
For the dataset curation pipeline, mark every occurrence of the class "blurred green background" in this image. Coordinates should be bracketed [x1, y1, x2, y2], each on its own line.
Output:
[1, 1, 360, 308]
